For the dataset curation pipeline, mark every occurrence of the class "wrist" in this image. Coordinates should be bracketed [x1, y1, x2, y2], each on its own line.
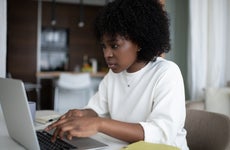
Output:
[97, 117, 106, 133]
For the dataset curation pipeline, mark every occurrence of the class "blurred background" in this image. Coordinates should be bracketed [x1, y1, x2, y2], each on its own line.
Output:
[0, 0, 230, 115]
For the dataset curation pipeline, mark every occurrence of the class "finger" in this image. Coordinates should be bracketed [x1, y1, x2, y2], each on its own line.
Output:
[51, 127, 60, 142]
[45, 117, 67, 131]
[51, 123, 75, 142]
[67, 132, 73, 140]
[63, 110, 73, 118]
[59, 114, 66, 120]
[57, 110, 72, 121]
[51, 125, 70, 142]
[45, 122, 60, 131]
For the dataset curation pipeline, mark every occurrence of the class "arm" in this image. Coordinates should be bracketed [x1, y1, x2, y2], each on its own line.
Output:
[99, 118, 144, 143]
[139, 62, 186, 144]
[46, 109, 144, 143]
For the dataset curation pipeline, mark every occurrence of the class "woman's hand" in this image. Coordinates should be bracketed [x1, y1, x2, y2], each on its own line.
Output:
[45, 108, 144, 143]
[45, 109, 99, 142]
[51, 116, 101, 142]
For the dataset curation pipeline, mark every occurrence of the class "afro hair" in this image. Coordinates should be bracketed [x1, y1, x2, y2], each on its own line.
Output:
[94, 0, 171, 62]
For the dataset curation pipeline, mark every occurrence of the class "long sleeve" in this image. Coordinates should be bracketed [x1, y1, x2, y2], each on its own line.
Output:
[139, 62, 187, 148]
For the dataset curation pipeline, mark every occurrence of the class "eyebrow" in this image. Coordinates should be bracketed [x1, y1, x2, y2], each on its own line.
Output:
[101, 38, 118, 44]
[101, 34, 128, 44]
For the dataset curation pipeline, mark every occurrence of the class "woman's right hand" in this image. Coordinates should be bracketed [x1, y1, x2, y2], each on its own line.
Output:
[44, 108, 100, 142]
[45, 109, 98, 131]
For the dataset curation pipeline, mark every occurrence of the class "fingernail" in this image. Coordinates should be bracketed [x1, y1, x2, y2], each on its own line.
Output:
[51, 138, 56, 143]
[44, 127, 49, 131]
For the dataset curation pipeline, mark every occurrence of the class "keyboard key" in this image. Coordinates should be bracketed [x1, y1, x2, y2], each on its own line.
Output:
[36, 131, 77, 150]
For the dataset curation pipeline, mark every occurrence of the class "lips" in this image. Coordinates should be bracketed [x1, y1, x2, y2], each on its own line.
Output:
[108, 63, 116, 68]
[107, 62, 116, 69]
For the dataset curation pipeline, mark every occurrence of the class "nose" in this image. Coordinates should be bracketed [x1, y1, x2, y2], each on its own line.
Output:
[103, 48, 113, 58]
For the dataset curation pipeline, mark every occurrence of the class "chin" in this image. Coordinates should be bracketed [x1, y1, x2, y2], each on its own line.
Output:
[111, 68, 122, 73]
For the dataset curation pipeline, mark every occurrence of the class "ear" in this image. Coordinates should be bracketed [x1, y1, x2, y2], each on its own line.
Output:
[135, 44, 141, 52]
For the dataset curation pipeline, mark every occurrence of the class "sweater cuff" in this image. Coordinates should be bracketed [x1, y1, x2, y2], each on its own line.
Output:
[139, 122, 165, 143]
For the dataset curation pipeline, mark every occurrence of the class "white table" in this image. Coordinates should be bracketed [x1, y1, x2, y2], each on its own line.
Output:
[0, 105, 127, 150]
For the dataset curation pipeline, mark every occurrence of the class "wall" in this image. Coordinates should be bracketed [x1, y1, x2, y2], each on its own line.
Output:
[0, 0, 7, 78]
[165, 0, 189, 99]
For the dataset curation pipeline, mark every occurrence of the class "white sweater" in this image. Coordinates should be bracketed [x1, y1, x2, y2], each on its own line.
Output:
[86, 57, 189, 150]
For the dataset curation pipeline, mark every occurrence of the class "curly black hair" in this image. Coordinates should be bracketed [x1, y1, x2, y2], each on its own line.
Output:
[94, 0, 170, 62]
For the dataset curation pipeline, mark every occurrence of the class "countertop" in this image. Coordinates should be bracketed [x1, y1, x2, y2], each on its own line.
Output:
[36, 71, 107, 79]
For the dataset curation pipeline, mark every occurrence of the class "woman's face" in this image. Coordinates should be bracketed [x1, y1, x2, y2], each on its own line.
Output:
[101, 34, 144, 73]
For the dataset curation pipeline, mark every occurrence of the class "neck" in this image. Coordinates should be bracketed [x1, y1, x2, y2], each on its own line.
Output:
[126, 61, 148, 73]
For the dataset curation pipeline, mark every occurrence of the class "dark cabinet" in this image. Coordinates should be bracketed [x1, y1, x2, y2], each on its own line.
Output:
[7, 0, 106, 109]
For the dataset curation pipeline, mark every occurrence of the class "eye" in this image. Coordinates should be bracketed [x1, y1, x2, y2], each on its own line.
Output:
[111, 44, 119, 49]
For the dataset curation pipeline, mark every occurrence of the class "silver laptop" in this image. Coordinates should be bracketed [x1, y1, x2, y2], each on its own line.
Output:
[0, 77, 108, 150]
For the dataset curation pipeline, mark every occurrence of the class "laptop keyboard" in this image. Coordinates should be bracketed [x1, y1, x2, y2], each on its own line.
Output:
[36, 131, 77, 150]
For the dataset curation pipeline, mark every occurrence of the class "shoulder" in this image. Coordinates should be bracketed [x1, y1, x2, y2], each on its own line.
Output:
[149, 57, 181, 75]
[145, 57, 184, 86]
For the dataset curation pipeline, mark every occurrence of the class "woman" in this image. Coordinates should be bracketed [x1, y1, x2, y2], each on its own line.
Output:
[46, 0, 189, 149]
